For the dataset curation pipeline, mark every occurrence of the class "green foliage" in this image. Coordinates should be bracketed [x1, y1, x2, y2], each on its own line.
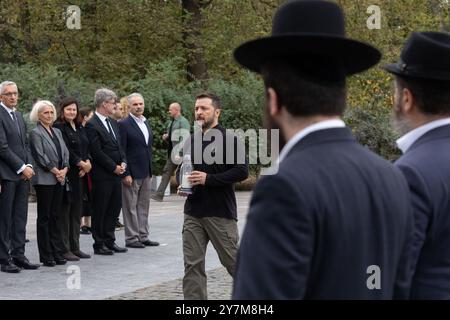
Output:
[0, 59, 264, 174]
[1, 0, 449, 174]
[344, 95, 401, 162]
[0, 63, 97, 111]
[125, 61, 265, 174]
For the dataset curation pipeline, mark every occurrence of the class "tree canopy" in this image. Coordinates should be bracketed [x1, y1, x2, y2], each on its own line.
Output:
[0, 0, 448, 172]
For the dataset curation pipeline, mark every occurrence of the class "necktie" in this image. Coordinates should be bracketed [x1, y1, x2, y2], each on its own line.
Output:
[10, 111, 22, 138]
[105, 118, 116, 140]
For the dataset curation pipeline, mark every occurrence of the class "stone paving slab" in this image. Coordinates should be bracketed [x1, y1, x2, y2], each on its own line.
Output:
[0, 192, 251, 300]
[108, 267, 232, 300]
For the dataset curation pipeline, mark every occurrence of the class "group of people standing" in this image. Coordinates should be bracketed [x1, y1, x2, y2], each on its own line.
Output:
[0, 85, 166, 272]
[0, 82, 248, 303]
[1, 0, 450, 301]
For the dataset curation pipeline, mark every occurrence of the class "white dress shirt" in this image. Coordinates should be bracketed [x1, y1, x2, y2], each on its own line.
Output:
[130, 113, 149, 144]
[1, 102, 16, 120]
[278, 119, 346, 164]
[396, 118, 450, 154]
[95, 111, 117, 139]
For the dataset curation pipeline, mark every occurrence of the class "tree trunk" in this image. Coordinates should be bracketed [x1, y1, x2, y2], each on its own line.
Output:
[181, 0, 211, 82]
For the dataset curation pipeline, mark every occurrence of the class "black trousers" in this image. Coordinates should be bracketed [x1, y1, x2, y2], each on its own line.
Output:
[82, 174, 92, 217]
[60, 172, 83, 253]
[35, 184, 66, 262]
[0, 179, 29, 264]
[91, 178, 122, 249]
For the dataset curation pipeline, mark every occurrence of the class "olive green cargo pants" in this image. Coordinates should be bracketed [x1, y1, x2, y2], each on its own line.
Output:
[182, 214, 239, 300]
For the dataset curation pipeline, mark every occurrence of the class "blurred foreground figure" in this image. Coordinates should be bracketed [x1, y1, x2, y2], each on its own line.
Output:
[384, 31, 450, 299]
[232, 0, 413, 299]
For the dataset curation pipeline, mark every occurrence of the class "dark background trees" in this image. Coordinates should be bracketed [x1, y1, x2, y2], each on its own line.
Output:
[0, 0, 448, 172]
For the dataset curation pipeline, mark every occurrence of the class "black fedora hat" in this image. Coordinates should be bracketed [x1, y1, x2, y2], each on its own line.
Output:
[234, 0, 381, 75]
[383, 31, 450, 81]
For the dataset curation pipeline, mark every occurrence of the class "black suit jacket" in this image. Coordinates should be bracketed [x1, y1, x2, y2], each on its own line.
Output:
[53, 121, 90, 169]
[396, 124, 450, 299]
[85, 114, 126, 181]
[233, 127, 414, 299]
[0, 104, 31, 181]
[118, 116, 153, 179]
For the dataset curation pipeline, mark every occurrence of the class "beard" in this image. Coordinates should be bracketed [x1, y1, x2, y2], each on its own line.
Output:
[196, 115, 215, 130]
[264, 104, 287, 152]
[391, 100, 413, 136]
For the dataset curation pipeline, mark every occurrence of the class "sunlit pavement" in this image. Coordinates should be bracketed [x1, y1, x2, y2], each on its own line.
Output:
[0, 192, 252, 300]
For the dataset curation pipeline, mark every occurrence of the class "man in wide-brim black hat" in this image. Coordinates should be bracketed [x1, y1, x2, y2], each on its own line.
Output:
[232, 0, 414, 299]
[385, 31, 450, 299]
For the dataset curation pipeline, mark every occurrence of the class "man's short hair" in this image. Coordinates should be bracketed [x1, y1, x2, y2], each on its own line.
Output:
[0, 81, 17, 94]
[94, 88, 117, 109]
[261, 57, 347, 117]
[395, 76, 450, 115]
[127, 93, 144, 105]
[196, 92, 222, 109]
[170, 102, 182, 112]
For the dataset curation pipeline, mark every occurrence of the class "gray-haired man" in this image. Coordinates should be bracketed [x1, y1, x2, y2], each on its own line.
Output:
[118, 93, 159, 248]
[0, 81, 39, 272]
[85, 88, 128, 255]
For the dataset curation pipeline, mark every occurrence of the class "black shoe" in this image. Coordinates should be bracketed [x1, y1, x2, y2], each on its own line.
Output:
[105, 243, 128, 253]
[63, 252, 80, 261]
[126, 241, 145, 249]
[54, 258, 67, 265]
[1, 261, 21, 273]
[80, 226, 91, 235]
[93, 246, 114, 255]
[13, 257, 40, 270]
[25, 239, 30, 243]
[73, 250, 91, 259]
[141, 240, 160, 247]
[150, 194, 163, 202]
[42, 260, 56, 267]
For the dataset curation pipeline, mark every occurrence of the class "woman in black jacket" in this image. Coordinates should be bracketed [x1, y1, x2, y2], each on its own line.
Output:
[53, 97, 92, 260]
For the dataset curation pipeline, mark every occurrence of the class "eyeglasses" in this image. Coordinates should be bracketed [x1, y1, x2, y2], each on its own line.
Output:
[1, 92, 19, 97]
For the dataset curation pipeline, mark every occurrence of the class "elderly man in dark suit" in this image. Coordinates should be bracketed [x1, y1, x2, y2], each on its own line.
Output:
[85, 88, 128, 255]
[0, 81, 40, 273]
[118, 93, 159, 249]
[232, 0, 414, 299]
[384, 32, 450, 299]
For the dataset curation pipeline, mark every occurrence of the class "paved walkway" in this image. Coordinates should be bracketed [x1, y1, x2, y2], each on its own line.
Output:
[0, 192, 251, 300]
[108, 267, 232, 300]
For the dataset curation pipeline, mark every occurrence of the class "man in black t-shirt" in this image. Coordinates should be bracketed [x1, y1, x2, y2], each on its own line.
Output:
[180, 92, 248, 300]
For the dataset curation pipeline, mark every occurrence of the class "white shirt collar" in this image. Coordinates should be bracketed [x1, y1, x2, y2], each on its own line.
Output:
[278, 119, 346, 164]
[95, 111, 108, 122]
[396, 117, 450, 153]
[130, 113, 146, 123]
[0, 102, 15, 116]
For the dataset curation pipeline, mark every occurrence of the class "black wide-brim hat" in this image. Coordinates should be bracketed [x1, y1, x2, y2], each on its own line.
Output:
[383, 31, 450, 81]
[234, 0, 381, 76]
